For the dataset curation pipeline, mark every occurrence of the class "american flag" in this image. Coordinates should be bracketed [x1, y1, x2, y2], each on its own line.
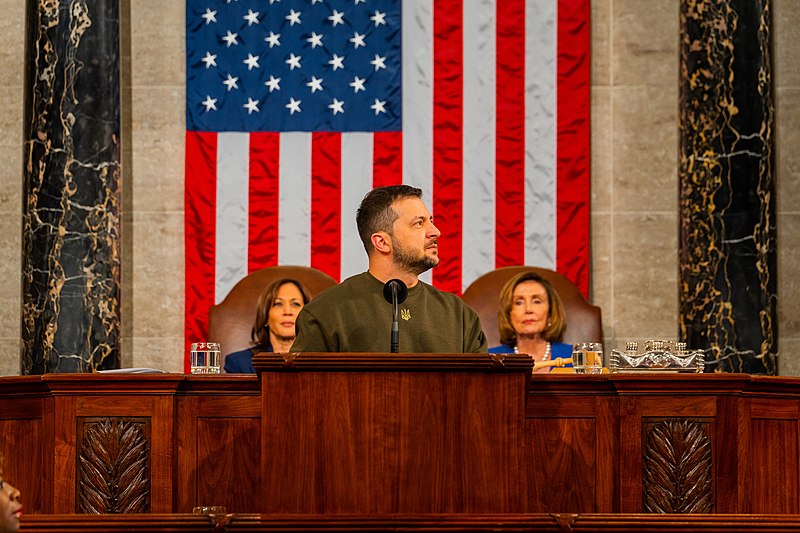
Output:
[184, 0, 590, 364]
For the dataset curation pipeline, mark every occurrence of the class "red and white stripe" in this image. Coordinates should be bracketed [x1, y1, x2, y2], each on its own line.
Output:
[184, 0, 590, 366]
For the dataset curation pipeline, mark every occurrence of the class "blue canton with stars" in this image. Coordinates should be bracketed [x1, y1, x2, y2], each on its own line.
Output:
[187, 0, 402, 132]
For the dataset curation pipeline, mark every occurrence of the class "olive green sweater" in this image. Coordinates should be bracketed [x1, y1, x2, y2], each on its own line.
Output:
[291, 272, 488, 353]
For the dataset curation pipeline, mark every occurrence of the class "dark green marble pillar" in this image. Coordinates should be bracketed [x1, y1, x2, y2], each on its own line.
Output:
[21, 0, 121, 374]
[679, 0, 777, 374]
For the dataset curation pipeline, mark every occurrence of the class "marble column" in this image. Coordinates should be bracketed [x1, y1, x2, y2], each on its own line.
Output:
[679, 1, 777, 374]
[21, 0, 121, 374]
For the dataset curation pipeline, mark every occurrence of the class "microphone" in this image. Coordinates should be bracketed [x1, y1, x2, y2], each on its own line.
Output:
[383, 279, 408, 353]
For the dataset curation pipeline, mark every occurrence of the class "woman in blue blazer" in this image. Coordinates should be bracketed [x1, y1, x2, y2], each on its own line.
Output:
[223, 278, 312, 373]
[488, 271, 572, 373]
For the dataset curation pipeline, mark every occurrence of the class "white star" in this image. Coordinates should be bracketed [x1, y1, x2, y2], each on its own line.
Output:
[307, 32, 324, 49]
[350, 32, 366, 49]
[243, 9, 260, 26]
[328, 10, 344, 27]
[311, 0, 323, 4]
[285, 53, 302, 70]
[222, 74, 239, 91]
[370, 98, 386, 115]
[349, 76, 365, 93]
[306, 76, 324, 93]
[243, 53, 260, 70]
[269, 0, 280, 3]
[265, 75, 281, 92]
[201, 51, 217, 68]
[370, 54, 386, 71]
[201, 8, 217, 24]
[370, 11, 386, 26]
[354, 0, 366, 4]
[328, 54, 345, 71]
[286, 9, 302, 26]
[201, 95, 217, 111]
[222, 31, 239, 47]
[286, 97, 302, 114]
[265, 32, 281, 48]
[328, 98, 345, 115]
[243, 97, 260, 114]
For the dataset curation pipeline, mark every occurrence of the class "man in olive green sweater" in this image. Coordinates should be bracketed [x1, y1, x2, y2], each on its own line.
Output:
[291, 185, 487, 353]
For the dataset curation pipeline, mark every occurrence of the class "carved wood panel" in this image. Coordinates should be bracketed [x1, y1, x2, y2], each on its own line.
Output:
[642, 419, 712, 513]
[76, 417, 150, 514]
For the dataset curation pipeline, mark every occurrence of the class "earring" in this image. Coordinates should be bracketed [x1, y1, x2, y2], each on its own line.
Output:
[547, 320, 552, 327]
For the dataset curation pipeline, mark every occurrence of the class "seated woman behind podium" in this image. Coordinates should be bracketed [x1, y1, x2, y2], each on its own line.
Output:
[0, 453, 23, 533]
[223, 278, 312, 373]
[489, 271, 572, 373]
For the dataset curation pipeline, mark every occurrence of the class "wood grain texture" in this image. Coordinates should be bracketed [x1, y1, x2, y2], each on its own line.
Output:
[0, 411, 44, 513]
[19, 513, 800, 532]
[6, 373, 800, 516]
[743, 397, 800, 513]
[526, 417, 596, 512]
[196, 418, 261, 512]
[174, 389, 261, 513]
[262, 369, 530, 514]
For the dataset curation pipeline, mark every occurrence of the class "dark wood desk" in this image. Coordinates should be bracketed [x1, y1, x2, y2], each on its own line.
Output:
[1, 367, 799, 515]
[19, 512, 800, 532]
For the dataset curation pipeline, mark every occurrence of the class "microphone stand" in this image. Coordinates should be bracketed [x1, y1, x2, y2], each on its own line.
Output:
[383, 279, 408, 354]
[390, 283, 400, 353]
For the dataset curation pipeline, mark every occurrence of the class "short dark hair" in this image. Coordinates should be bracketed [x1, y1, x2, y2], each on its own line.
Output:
[251, 278, 312, 348]
[497, 271, 567, 345]
[356, 185, 423, 253]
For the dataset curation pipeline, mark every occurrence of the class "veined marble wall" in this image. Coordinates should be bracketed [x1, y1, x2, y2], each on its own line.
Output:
[0, 0, 797, 375]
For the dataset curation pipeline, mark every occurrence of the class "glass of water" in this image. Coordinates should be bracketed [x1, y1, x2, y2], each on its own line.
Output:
[573, 342, 603, 374]
[190, 342, 221, 374]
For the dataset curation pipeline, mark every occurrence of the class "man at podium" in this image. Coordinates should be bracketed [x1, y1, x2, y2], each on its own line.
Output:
[291, 185, 487, 353]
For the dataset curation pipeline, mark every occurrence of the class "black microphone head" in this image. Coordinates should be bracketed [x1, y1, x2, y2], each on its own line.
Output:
[383, 279, 408, 305]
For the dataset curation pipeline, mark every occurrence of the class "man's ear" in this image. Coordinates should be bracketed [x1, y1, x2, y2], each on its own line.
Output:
[371, 232, 392, 254]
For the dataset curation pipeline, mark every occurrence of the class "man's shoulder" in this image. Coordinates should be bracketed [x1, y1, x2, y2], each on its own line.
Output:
[302, 272, 373, 308]
[418, 281, 476, 311]
[417, 280, 455, 297]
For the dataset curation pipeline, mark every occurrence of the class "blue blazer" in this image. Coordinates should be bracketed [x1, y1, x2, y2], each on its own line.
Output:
[223, 342, 272, 374]
[489, 341, 573, 367]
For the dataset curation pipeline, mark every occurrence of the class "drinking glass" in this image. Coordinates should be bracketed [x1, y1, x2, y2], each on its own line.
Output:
[573, 342, 603, 374]
[190, 342, 221, 374]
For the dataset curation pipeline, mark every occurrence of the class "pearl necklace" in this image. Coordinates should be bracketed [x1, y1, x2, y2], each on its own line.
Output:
[514, 341, 551, 362]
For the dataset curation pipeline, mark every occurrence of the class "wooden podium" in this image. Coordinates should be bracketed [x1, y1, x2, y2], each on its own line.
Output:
[253, 352, 534, 514]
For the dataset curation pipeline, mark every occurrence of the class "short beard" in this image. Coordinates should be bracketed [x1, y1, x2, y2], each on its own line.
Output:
[392, 239, 439, 276]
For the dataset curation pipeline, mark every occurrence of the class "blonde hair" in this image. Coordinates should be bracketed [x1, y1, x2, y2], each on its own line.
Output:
[497, 271, 566, 346]
[251, 279, 312, 348]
